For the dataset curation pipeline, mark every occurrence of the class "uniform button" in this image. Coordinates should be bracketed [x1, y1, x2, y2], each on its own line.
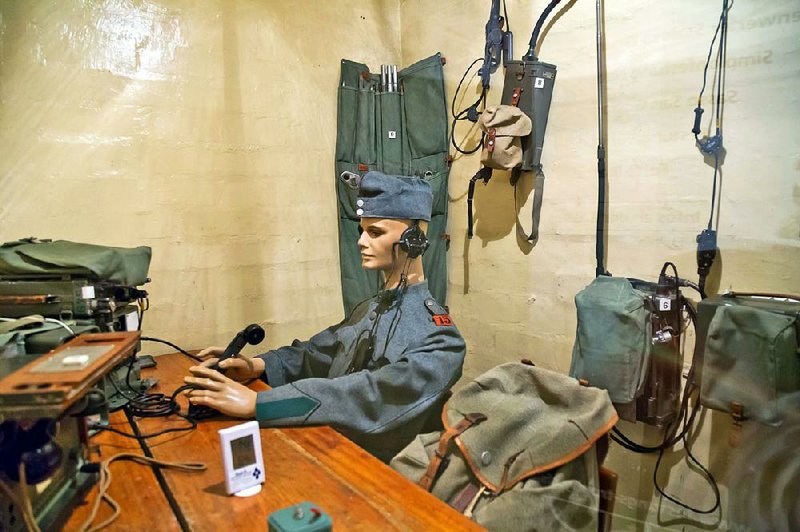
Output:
[480, 451, 492, 466]
[356, 208, 364, 216]
[356, 199, 364, 207]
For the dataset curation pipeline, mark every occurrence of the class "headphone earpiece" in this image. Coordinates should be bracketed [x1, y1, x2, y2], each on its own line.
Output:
[397, 222, 429, 259]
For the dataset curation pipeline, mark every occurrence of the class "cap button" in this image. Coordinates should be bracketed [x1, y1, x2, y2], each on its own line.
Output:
[356, 199, 364, 207]
[356, 208, 364, 216]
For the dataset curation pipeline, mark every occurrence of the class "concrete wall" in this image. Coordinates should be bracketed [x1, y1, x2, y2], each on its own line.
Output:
[1, 0, 798, 529]
[0, 0, 400, 354]
[400, 0, 799, 529]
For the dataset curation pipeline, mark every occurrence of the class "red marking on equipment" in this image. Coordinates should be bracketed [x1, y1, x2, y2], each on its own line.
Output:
[432, 314, 454, 326]
[358, 163, 369, 171]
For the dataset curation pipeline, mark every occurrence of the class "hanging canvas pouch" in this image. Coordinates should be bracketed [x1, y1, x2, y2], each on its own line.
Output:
[570, 276, 651, 414]
[477, 105, 531, 171]
[699, 297, 800, 427]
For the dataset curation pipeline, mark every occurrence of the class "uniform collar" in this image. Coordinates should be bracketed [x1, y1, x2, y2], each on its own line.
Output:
[377, 280, 428, 303]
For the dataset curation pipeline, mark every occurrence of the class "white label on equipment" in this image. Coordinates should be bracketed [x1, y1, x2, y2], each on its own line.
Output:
[534, 77, 545, 89]
[125, 311, 140, 331]
[388, 130, 397, 139]
[658, 298, 671, 311]
[81, 285, 96, 299]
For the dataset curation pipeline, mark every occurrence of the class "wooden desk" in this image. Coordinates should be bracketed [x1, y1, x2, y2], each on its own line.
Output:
[133, 353, 484, 531]
[62, 411, 181, 531]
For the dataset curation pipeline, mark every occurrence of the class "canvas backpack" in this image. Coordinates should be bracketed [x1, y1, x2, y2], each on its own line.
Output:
[391, 362, 617, 531]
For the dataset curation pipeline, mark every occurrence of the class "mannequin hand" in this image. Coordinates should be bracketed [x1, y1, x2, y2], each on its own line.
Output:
[185, 366, 257, 418]
[196, 346, 225, 360]
[198, 356, 265, 383]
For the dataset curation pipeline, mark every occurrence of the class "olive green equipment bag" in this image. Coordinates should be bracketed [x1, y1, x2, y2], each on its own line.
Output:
[569, 266, 692, 428]
[0, 238, 151, 286]
[391, 362, 617, 531]
[335, 54, 450, 315]
[694, 292, 800, 430]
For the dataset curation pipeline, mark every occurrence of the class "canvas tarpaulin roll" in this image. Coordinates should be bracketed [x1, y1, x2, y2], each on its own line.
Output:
[335, 54, 450, 314]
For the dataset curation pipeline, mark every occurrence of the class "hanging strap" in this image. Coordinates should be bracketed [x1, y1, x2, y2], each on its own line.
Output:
[513, 167, 545, 244]
[467, 167, 493, 239]
[418, 412, 487, 491]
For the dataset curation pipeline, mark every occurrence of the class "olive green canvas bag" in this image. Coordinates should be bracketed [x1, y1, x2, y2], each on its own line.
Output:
[569, 276, 652, 419]
[391, 362, 617, 531]
[0, 238, 151, 286]
[696, 293, 800, 428]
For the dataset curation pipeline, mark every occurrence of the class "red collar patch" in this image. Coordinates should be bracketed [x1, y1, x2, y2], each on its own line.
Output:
[432, 314, 454, 326]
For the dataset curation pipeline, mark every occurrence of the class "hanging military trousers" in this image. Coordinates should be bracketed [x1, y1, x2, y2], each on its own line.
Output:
[335, 54, 450, 314]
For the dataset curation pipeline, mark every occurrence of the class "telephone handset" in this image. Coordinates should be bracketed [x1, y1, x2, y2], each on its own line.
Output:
[186, 323, 265, 420]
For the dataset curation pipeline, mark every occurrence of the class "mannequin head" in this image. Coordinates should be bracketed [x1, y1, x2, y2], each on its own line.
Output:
[358, 218, 428, 273]
[347, 170, 433, 287]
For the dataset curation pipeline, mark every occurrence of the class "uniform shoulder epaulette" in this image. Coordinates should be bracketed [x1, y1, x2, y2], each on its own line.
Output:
[423, 298, 454, 327]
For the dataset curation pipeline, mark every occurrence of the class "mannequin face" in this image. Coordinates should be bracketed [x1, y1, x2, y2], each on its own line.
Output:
[357, 218, 412, 272]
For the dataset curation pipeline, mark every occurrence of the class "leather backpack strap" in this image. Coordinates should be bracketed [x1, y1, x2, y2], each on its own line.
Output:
[485, 128, 497, 153]
[418, 412, 487, 491]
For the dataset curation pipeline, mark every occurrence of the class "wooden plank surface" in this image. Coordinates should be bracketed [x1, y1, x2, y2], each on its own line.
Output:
[134, 353, 484, 531]
[61, 411, 181, 531]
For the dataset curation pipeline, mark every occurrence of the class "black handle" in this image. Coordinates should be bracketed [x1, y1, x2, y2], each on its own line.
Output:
[692, 106, 704, 136]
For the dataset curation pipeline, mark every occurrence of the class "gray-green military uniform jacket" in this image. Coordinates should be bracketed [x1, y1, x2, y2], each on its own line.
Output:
[253, 280, 465, 462]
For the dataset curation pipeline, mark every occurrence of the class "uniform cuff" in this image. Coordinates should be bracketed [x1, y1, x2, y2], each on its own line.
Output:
[255, 387, 321, 424]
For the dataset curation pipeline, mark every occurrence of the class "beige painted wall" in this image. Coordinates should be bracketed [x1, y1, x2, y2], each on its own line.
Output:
[401, 0, 799, 529]
[1, 0, 798, 529]
[0, 0, 400, 354]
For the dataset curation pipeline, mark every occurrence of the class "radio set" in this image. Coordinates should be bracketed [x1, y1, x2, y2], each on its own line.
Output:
[0, 332, 141, 531]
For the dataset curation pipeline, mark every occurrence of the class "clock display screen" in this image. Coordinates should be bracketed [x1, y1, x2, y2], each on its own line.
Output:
[230, 435, 256, 470]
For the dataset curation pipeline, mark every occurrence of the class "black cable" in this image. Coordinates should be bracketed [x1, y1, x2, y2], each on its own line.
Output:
[695, 0, 732, 231]
[137, 297, 149, 331]
[653, 403, 721, 514]
[525, 0, 562, 60]
[140, 336, 202, 362]
[90, 385, 197, 440]
[449, 58, 487, 155]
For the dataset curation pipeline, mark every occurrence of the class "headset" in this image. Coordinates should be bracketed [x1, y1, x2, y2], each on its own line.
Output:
[396, 221, 429, 259]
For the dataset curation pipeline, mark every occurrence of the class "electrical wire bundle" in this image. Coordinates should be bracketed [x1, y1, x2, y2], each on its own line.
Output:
[450, 58, 488, 155]
[692, 0, 733, 294]
[77, 454, 205, 532]
[89, 338, 202, 441]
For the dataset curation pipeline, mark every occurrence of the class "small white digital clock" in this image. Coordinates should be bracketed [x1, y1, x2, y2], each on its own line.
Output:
[218, 421, 265, 497]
